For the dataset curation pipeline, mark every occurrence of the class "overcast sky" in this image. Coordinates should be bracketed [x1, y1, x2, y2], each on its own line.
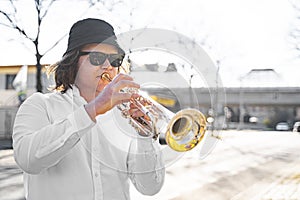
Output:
[0, 0, 298, 87]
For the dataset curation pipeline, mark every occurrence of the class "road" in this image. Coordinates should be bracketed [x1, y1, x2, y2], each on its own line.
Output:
[131, 130, 300, 200]
[1, 130, 300, 200]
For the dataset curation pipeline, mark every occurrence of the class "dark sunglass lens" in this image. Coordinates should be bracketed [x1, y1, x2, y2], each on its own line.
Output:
[109, 55, 124, 67]
[110, 59, 122, 67]
[89, 52, 107, 66]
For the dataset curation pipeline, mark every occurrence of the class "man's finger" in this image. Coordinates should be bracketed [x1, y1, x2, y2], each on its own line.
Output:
[111, 73, 133, 83]
[114, 80, 140, 92]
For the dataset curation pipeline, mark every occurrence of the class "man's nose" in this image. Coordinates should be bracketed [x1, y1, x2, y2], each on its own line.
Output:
[101, 59, 113, 69]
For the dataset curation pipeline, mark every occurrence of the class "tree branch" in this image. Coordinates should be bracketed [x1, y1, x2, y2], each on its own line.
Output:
[40, 0, 57, 20]
[9, 0, 17, 13]
[0, 10, 33, 41]
[0, 22, 12, 29]
[42, 32, 68, 56]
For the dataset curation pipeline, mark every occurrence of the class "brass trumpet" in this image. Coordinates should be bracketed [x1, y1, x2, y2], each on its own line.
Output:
[101, 72, 207, 152]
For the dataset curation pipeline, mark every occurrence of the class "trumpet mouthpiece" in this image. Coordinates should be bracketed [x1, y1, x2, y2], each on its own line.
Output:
[101, 73, 112, 82]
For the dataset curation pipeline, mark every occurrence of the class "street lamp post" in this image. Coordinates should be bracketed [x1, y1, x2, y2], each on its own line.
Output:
[238, 77, 244, 130]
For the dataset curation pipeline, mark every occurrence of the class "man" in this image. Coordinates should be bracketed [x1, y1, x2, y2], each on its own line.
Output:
[13, 18, 165, 200]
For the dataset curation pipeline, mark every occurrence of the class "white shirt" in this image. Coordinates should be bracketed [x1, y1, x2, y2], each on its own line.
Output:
[13, 86, 165, 200]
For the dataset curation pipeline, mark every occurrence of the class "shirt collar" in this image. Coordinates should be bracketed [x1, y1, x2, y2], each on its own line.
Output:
[65, 84, 87, 104]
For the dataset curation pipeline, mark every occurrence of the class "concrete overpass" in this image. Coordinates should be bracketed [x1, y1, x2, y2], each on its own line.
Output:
[144, 87, 300, 108]
[144, 86, 300, 129]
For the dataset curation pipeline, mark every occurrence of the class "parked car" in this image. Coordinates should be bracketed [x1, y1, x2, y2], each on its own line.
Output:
[293, 121, 300, 132]
[275, 122, 290, 131]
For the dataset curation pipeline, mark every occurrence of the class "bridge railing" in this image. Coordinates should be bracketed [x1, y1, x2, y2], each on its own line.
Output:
[0, 106, 19, 139]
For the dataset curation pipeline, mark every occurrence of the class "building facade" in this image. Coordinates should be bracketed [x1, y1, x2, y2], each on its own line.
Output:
[0, 64, 299, 139]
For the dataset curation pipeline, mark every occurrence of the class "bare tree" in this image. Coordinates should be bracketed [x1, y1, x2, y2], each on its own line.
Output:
[0, 0, 62, 92]
[0, 0, 122, 92]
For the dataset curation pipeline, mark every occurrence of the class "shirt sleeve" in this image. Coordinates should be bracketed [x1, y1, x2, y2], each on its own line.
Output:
[13, 93, 95, 174]
[127, 137, 165, 196]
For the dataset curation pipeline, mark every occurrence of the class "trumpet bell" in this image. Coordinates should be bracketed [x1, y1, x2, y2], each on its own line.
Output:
[165, 109, 207, 152]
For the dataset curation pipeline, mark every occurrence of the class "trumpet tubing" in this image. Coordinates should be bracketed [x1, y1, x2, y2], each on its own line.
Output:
[101, 72, 207, 152]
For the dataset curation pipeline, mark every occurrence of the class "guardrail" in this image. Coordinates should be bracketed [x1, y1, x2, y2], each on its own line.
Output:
[0, 106, 18, 139]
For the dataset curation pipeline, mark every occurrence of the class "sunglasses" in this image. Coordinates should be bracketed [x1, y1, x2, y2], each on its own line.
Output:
[79, 51, 125, 67]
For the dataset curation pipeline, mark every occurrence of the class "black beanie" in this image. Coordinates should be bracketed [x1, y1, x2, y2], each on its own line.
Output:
[64, 18, 124, 55]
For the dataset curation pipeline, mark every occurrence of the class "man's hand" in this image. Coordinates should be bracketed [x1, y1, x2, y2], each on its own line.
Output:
[85, 73, 140, 121]
[128, 94, 152, 121]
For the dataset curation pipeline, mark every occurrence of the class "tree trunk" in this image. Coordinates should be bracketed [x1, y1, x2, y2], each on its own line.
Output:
[36, 65, 42, 92]
[36, 53, 42, 92]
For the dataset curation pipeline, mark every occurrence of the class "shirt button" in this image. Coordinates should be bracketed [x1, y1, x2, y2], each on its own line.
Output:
[95, 173, 99, 177]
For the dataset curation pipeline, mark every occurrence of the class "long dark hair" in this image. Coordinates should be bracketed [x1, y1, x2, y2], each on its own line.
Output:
[47, 49, 80, 93]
